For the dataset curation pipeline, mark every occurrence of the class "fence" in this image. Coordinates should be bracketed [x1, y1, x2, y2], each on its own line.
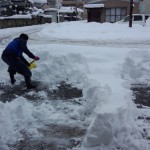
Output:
[0, 15, 52, 29]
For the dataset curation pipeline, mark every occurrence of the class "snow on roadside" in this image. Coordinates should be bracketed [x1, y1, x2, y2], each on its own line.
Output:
[146, 18, 150, 26]
[35, 21, 150, 41]
[121, 49, 150, 85]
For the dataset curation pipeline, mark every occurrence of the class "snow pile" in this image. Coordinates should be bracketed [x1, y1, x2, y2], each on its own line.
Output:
[146, 18, 150, 26]
[32, 0, 47, 3]
[0, 15, 32, 19]
[35, 21, 150, 41]
[81, 108, 142, 150]
[59, 6, 84, 13]
[121, 50, 150, 85]
[31, 52, 89, 88]
[0, 97, 37, 149]
[32, 7, 44, 16]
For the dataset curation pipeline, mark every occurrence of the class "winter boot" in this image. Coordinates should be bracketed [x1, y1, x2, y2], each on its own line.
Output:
[9, 72, 16, 85]
[8, 67, 16, 85]
[25, 77, 37, 89]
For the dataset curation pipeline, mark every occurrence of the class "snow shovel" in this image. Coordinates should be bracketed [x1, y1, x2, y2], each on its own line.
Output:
[29, 60, 37, 70]
[16, 60, 37, 74]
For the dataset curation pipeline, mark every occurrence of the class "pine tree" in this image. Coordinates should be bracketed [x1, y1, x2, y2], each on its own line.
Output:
[0, 0, 11, 6]
[0, 0, 12, 16]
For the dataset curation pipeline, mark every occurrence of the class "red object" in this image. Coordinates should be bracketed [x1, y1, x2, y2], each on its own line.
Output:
[34, 56, 40, 60]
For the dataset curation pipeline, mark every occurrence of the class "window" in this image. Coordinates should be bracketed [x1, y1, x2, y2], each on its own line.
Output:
[105, 8, 127, 23]
[134, 15, 142, 21]
[145, 16, 150, 20]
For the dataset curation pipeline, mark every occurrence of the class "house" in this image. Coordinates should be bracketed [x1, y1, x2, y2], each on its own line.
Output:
[62, 0, 83, 9]
[61, 0, 84, 21]
[47, 0, 57, 8]
[84, 0, 140, 23]
[58, 6, 84, 21]
[45, 0, 84, 22]
[32, 0, 49, 9]
[139, 0, 150, 14]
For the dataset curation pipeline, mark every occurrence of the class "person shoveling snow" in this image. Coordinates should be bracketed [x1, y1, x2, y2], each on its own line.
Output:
[1, 33, 40, 89]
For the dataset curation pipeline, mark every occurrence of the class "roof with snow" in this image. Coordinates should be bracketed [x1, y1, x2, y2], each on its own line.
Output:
[86, 0, 140, 4]
[0, 15, 32, 20]
[45, 8, 58, 11]
[32, 0, 47, 3]
[84, 4, 104, 9]
[58, 7, 84, 13]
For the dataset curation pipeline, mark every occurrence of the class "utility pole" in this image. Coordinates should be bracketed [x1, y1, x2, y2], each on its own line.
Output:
[75, 0, 78, 20]
[129, 0, 133, 27]
[56, 0, 61, 23]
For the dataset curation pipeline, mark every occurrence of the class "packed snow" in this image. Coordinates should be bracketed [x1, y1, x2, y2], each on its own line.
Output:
[0, 20, 150, 150]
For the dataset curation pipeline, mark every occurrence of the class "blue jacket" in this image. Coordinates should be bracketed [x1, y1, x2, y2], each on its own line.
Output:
[5, 37, 35, 58]
[3, 37, 35, 66]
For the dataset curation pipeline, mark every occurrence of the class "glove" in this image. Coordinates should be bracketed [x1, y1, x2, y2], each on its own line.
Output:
[34, 56, 40, 60]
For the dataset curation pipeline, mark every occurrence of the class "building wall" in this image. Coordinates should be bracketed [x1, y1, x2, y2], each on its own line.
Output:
[101, 0, 139, 14]
[85, 0, 140, 23]
[100, 0, 139, 22]
[62, 0, 83, 9]
[140, 0, 150, 14]
[47, 0, 56, 8]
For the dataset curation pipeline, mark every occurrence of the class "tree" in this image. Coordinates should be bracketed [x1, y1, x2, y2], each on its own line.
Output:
[0, 0, 12, 16]
[0, 0, 11, 6]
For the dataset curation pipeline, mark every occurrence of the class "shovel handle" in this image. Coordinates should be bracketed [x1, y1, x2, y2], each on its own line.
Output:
[30, 60, 35, 65]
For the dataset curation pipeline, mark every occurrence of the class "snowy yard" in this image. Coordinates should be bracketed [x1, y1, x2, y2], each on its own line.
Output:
[0, 21, 150, 150]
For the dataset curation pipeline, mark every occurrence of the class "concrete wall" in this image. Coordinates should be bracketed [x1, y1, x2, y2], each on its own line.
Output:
[0, 16, 52, 29]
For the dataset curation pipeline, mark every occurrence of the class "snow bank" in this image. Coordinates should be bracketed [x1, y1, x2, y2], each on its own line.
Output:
[0, 97, 37, 149]
[146, 18, 150, 26]
[31, 52, 89, 88]
[35, 21, 150, 41]
[33, 0, 47, 3]
[0, 15, 32, 19]
[81, 107, 142, 150]
[121, 50, 150, 85]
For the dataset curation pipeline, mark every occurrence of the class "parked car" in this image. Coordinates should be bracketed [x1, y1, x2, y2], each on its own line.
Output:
[117, 14, 150, 26]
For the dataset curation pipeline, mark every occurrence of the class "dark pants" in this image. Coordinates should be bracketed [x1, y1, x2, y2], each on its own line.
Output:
[1, 51, 31, 78]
